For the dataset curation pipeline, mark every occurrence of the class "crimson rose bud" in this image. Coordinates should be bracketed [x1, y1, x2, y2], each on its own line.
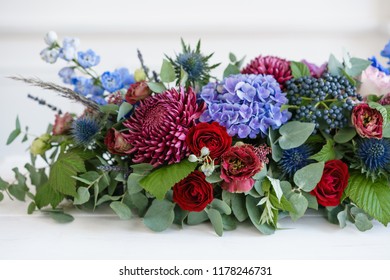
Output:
[311, 159, 349, 207]
[52, 112, 73, 135]
[186, 122, 232, 162]
[352, 103, 383, 139]
[104, 128, 132, 155]
[125, 81, 151, 104]
[173, 170, 214, 212]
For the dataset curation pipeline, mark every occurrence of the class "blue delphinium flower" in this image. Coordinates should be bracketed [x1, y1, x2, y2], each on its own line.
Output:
[369, 56, 390, 75]
[59, 37, 79, 61]
[279, 145, 313, 177]
[77, 49, 100, 68]
[380, 40, 390, 60]
[199, 74, 291, 138]
[58, 67, 75, 84]
[72, 116, 100, 145]
[356, 138, 390, 175]
[101, 71, 123, 93]
[91, 96, 107, 105]
[115, 67, 135, 87]
[40, 48, 59, 64]
[72, 76, 93, 96]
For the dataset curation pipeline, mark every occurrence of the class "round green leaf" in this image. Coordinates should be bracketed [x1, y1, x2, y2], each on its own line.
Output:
[245, 196, 275, 235]
[187, 211, 208, 225]
[210, 199, 231, 215]
[73, 187, 91, 205]
[49, 211, 74, 223]
[278, 121, 315, 150]
[289, 193, 308, 221]
[333, 127, 356, 143]
[110, 201, 132, 220]
[354, 213, 373, 232]
[293, 162, 325, 192]
[143, 199, 175, 232]
[207, 208, 223, 236]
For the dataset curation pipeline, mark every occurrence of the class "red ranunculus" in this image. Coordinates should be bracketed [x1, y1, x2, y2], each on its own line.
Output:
[125, 81, 151, 104]
[220, 144, 264, 193]
[311, 159, 349, 207]
[52, 112, 73, 135]
[104, 128, 132, 155]
[186, 122, 232, 162]
[173, 170, 214, 212]
[352, 103, 383, 139]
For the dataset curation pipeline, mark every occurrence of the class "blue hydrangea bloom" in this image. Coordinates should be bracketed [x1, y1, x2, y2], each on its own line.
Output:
[369, 56, 390, 75]
[72, 116, 100, 145]
[77, 49, 100, 68]
[279, 145, 313, 177]
[380, 40, 390, 60]
[72, 76, 93, 96]
[199, 74, 291, 138]
[101, 71, 123, 93]
[115, 67, 135, 87]
[58, 67, 75, 84]
[59, 37, 79, 61]
[357, 138, 390, 174]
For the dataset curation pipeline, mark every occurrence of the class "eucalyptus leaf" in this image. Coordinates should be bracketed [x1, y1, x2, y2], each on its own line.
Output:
[96, 194, 121, 206]
[207, 208, 224, 236]
[223, 64, 240, 78]
[143, 199, 175, 232]
[173, 206, 188, 227]
[231, 193, 248, 222]
[229, 52, 237, 62]
[73, 187, 90, 205]
[293, 162, 325, 192]
[110, 201, 132, 220]
[127, 173, 144, 194]
[309, 139, 336, 162]
[180, 67, 188, 87]
[222, 214, 237, 231]
[337, 208, 348, 228]
[27, 202, 36, 214]
[278, 121, 315, 150]
[333, 127, 356, 143]
[289, 193, 308, 221]
[383, 124, 390, 138]
[117, 102, 133, 122]
[6, 128, 21, 145]
[187, 210, 209, 225]
[205, 172, 223, 183]
[368, 102, 388, 126]
[130, 163, 154, 175]
[160, 59, 176, 83]
[0, 177, 9, 191]
[147, 82, 167, 94]
[210, 199, 231, 215]
[268, 128, 282, 162]
[246, 196, 275, 235]
[302, 192, 318, 210]
[280, 181, 293, 198]
[0, 192, 4, 202]
[49, 211, 74, 223]
[354, 213, 373, 232]
[328, 54, 343, 75]
[346, 57, 371, 77]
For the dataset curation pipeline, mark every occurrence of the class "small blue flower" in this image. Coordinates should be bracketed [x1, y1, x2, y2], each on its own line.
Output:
[279, 145, 313, 177]
[90, 96, 107, 105]
[72, 77, 93, 96]
[369, 56, 390, 74]
[380, 40, 390, 60]
[101, 71, 123, 93]
[115, 68, 135, 87]
[40, 48, 59, 64]
[72, 116, 100, 145]
[58, 67, 75, 84]
[59, 37, 79, 61]
[77, 49, 100, 68]
[356, 138, 390, 174]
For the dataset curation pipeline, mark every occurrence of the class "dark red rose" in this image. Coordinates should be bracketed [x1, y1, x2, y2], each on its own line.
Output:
[352, 103, 383, 139]
[52, 112, 73, 135]
[311, 160, 349, 207]
[173, 170, 214, 212]
[104, 128, 132, 155]
[125, 81, 151, 104]
[186, 122, 232, 162]
[220, 144, 265, 193]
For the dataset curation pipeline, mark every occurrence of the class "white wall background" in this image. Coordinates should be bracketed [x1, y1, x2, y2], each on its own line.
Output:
[1, 0, 390, 176]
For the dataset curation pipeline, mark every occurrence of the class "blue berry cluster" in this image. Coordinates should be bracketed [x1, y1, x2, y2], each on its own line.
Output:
[285, 73, 362, 134]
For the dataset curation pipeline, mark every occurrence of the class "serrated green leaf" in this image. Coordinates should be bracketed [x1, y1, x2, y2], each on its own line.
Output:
[310, 139, 336, 162]
[49, 152, 86, 196]
[24, 164, 47, 187]
[246, 196, 275, 235]
[328, 54, 343, 75]
[147, 82, 167, 94]
[267, 176, 283, 202]
[354, 213, 373, 231]
[143, 199, 175, 232]
[346, 57, 371, 77]
[187, 210, 208, 225]
[207, 208, 224, 236]
[34, 183, 64, 209]
[210, 199, 231, 215]
[49, 211, 74, 223]
[333, 127, 356, 143]
[278, 121, 315, 150]
[231, 193, 248, 222]
[337, 208, 348, 228]
[6, 128, 21, 145]
[302, 192, 318, 210]
[290, 61, 311, 78]
[0, 177, 9, 191]
[289, 193, 308, 221]
[139, 159, 197, 200]
[27, 202, 36, 214]
[294, 162, 324, 192]
[110, 201, 132, 220]
[0, 192, 4, 202]
[117, 102, 133, 122]
[131, 163, 154, 175]
[223, 64, 240, 78]
[73, 187, 90, 205]
[345, 173, 390, 226]
[160, 59, 176, 83]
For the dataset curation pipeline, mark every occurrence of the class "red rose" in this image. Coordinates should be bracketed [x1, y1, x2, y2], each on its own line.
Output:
[311, 160, 349, 207]
[220, 144, 264, 193]
[186, 122, 232, 162]
[173, 170, 214, 212]
[352, 103, 383, 139]
[52, 112, 73, 135]
[125, 81, 151, 104]
[104, 128, 132, 155]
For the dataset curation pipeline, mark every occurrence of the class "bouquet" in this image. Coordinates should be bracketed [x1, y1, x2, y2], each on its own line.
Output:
[1, 31, 390, 236]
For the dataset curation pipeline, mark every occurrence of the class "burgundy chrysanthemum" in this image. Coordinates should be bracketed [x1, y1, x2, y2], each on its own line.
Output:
[241, 55, 292, 89]
[123, 87, 206, 167]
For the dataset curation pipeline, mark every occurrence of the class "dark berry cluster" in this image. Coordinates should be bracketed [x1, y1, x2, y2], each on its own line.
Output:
[285, 73, 362, 134]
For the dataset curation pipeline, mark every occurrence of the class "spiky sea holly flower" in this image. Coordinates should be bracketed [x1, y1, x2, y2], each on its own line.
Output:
[356, 138, 390, 176]
[71, 116, 100, 146]
[279, 145, 313, 177]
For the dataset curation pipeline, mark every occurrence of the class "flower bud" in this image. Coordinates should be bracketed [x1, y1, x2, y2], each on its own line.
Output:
[188, 154, 198, 162]
[30, 134, 51, 156]
[125, 81, 151, 104]
[134, 68, 147, 82]
[200, 146, 210, 157]
[104, 128, 132, 155]
[44, 31, 58, 46]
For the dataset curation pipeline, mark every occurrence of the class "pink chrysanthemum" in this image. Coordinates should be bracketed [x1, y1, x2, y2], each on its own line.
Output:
[241, 55, 292, 89]
[123, 87, 206, 167]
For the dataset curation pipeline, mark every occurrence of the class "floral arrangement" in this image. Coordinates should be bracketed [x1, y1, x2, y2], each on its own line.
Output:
[1, 32, 390, 236]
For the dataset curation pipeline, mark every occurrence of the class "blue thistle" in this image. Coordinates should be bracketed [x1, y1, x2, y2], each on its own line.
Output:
[356, 138, 390, 175]
[72, 116, 100, 145]
[279, 145, 313, 177]
[177, 52, 204, 81]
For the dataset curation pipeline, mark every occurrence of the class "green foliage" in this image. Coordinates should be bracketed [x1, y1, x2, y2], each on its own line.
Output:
[8, 168, 29, 201]
[223, 64, 240, 78]
[268, 128, 283, 162]
[146, 82, 166, 93]
[354, 213, 373, 231]
[143, 199, 175, 232]
[328, 54, 343, 76]
[302, 192, 318, 210]
[6, 116, 21, 145]
[293, 162, 324, 192]
[345, 173, 390, 226]
[222, 214, 237, 231]
[35, 183, 64, 209]
[0, 192, 4, 202]
[231, 193, 248, 222]
[73, 187, 90, 205]
[117, 102, 133, 122]
[289, 193, 308, 221]
[139, 159, 197, 200]
[110, 201, 132, 220]
[290, 61, 311, 78]
[278, 121, 315, 149]
[0, 177, 9, 191]
[345, 57, 371, 77]
[47, 210, 74, 223]
[246, 196, 275, 235]
[206, 208, 224, 236]
[160, 59, 176, 83]
[27, 202, 36, 214]
[210, 199, 231, 215]
[205, 172, 223, 183]
[310, 139, 336, 162]
[173, 206, 188, 227]
[187, 210, 208, 225]
[333, 127, 356, 143]
[368, 102, 388, 126]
